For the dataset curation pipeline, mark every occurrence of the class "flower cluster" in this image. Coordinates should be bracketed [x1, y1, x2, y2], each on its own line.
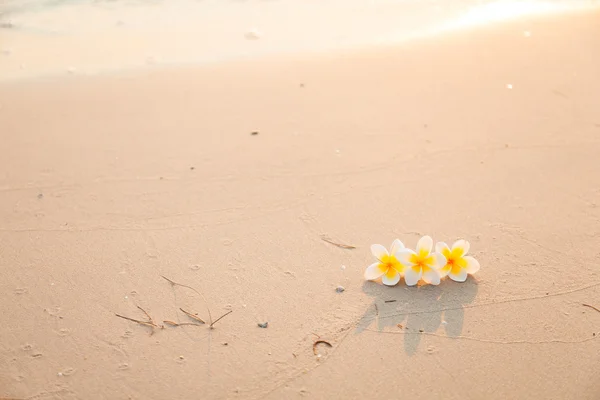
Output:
[364, 236, 480, 286]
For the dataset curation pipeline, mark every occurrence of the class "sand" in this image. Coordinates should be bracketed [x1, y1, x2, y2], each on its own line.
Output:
[1, 9, 599, 400]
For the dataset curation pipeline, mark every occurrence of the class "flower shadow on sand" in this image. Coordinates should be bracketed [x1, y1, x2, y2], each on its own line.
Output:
[356, 279, 479, 355]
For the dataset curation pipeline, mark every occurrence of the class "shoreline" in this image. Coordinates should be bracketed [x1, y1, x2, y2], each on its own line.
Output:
[1, 2, 599, 83]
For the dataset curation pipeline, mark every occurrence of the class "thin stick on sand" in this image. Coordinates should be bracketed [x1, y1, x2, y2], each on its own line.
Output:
[582, 303, 600, 313]
[210, 310, 233, 329]
[162, 275, 234, 328]
[179, 307, 232, 329]
[161, 275, 213, 324]
[320, 235, 356, 249]
[179, 308, 206, 324]
[136, 305, 155, 323]
[115, 314, 157, 328]
[313, 340, 333, 355]
[115, 305, 163, 334]
[163, 320, 203, 327]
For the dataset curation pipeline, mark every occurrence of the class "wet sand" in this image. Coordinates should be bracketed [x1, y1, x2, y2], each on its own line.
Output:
[1, 9, 600, 400]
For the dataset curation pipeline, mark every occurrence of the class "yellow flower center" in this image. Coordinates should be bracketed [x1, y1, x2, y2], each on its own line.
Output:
[409, 249, 434, 270]
[380, 254, 404, 274]
[442, 247, 467, 274]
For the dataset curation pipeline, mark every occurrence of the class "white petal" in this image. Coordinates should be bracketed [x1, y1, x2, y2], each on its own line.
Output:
[464, 256, 480, 274]
[439, 265, 451, 278]
[430, 252, 447, 270]
[452, 239, 470, 256]
[382, 269, 401, 286]
[364, 262, 386, 280]
[404, 266, 422, 286]
[390, 239, 405, 255]
[396, 249, 416, 266]
[370, 244, 389, 261]
[416, 235, 433, 255]
[422, 267, 441, 285]
[435, 241, 449, 254]
[449, 267, 468, 282]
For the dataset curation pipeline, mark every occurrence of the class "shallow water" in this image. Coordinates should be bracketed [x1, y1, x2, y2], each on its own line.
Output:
[1, 0, 599, 80]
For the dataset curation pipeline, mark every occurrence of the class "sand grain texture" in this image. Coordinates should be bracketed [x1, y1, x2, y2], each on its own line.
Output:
[1, 10, 599, 400]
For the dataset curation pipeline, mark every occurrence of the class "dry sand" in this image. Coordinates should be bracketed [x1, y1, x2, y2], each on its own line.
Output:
[1, 9, 600, 400]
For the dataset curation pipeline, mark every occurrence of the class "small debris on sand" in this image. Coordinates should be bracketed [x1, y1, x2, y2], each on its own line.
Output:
[335, 286, 345, 293]
[312, 340, 332, 355]
[245, 30, 262, 40]
[582, 303, 600, 313]
[179, 308, 206, 324]
[321, 235, 356, 249]
[258, 322, 268, 328]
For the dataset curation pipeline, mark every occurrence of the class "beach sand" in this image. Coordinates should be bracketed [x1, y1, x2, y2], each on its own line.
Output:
[1, 8, 599, 400]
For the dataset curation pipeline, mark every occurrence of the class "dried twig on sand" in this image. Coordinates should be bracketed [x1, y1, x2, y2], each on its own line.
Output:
[313, 340, 333, 355]
[582, 303, 600, 313]
[321, 236, 356, 249]
[179, 308, 206, 324]
[162, 275, 233, 328]
[210, 310, 233, 329]
[163, 320, 203, 327]
[136, 305, 155, 323]
[115, 314, 156, 328]
[161, 275, 213, 324]
[115, 305, 163, 334]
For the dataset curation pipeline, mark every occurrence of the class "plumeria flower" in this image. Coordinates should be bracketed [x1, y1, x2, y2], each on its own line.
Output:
[364, 239, 406, 286]
[397, 236, 446, 286]
[435, 239, 480, 282]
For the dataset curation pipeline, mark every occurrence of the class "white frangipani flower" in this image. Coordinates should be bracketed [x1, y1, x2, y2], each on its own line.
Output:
[364, 239, 406, 286]
[397, 236, 446, 286]
[435, 240, 480, 282]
